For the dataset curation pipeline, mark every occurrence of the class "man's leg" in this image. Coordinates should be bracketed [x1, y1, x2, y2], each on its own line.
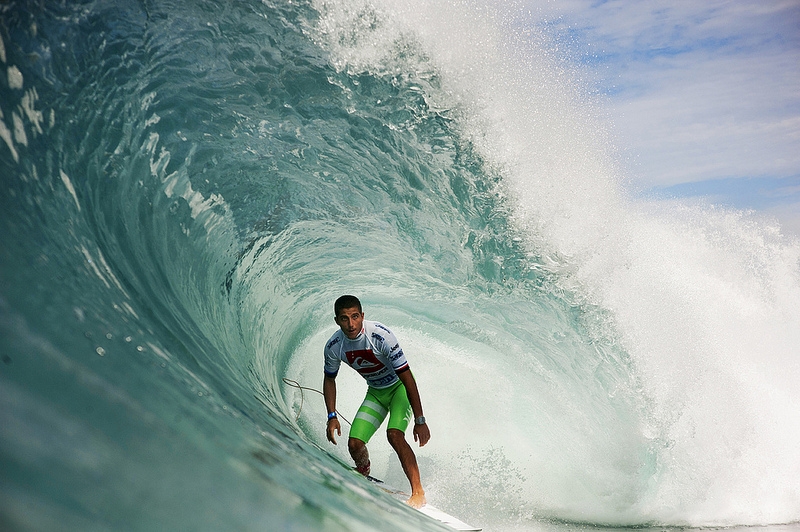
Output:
[348, 437, 370, 476]
[387, 428, 426, 508]
[349, 387, 390, 477]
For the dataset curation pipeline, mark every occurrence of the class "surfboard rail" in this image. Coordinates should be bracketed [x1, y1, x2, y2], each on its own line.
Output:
[366, 476, 481, 531]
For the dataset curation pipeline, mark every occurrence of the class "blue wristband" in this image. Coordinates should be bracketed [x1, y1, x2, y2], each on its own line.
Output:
[327, 411, 337, 420]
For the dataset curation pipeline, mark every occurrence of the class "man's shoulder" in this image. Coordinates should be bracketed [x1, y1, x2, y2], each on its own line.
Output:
[324, 329, 344, 351]
[365, 320, 396, 343]
[364, 320, 389, 333]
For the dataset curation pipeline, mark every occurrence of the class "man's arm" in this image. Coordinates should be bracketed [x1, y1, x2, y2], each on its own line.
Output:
[323, 375, 341, 444]
[397, 370, 430, 447]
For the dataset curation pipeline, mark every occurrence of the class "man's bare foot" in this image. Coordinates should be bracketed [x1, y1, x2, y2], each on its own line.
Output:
[354, 460, 371, 477]
[406, 491, 426, 509]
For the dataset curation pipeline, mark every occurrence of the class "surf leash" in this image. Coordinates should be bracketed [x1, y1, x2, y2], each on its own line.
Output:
[282, 378, 351, 426]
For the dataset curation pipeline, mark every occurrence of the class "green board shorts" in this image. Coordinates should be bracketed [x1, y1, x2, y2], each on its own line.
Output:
[349, 378, 412, 443]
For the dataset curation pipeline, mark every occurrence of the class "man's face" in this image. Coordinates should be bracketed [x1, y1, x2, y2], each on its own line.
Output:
[335, 306, 364, 339]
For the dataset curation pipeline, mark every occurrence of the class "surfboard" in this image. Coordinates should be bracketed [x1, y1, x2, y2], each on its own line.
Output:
[366, 475, 481, 531]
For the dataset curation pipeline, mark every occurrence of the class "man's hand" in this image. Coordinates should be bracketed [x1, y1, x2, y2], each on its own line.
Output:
[326, 417, 341, 444]
[396, 370, 429, 447]
[413, 422, 430, 447]
[323, 375, 340, 445]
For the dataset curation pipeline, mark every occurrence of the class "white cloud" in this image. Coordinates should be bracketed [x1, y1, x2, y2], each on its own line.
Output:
[521, 0, 800, 189]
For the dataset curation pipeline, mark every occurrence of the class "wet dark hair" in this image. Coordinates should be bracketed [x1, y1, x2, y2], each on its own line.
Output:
[334, 295, 362, 316]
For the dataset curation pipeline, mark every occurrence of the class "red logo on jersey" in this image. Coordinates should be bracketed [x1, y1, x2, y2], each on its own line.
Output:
[346, 349, 384, 374]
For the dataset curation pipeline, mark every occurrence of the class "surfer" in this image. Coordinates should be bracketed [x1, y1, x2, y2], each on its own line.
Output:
[323, 295, 431, 509]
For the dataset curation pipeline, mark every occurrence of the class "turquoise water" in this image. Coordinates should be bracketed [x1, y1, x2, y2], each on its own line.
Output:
[2, 0, 799, 530]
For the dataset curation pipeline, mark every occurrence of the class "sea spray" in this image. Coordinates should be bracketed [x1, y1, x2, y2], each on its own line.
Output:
[308, 0, 800, 526]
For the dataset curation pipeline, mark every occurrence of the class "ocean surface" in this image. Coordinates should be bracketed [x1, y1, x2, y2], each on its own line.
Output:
[2, 0, 800, 530]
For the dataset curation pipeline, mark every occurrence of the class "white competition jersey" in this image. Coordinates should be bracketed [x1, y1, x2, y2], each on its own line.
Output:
[324, 320, 410, 389]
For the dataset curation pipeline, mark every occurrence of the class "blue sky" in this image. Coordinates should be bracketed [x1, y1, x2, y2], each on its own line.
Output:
[526, 0, 800, 236]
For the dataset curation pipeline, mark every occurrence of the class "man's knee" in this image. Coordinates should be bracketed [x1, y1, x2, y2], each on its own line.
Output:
[386, 428, 406, 447]
[348, 437, 365, 454]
